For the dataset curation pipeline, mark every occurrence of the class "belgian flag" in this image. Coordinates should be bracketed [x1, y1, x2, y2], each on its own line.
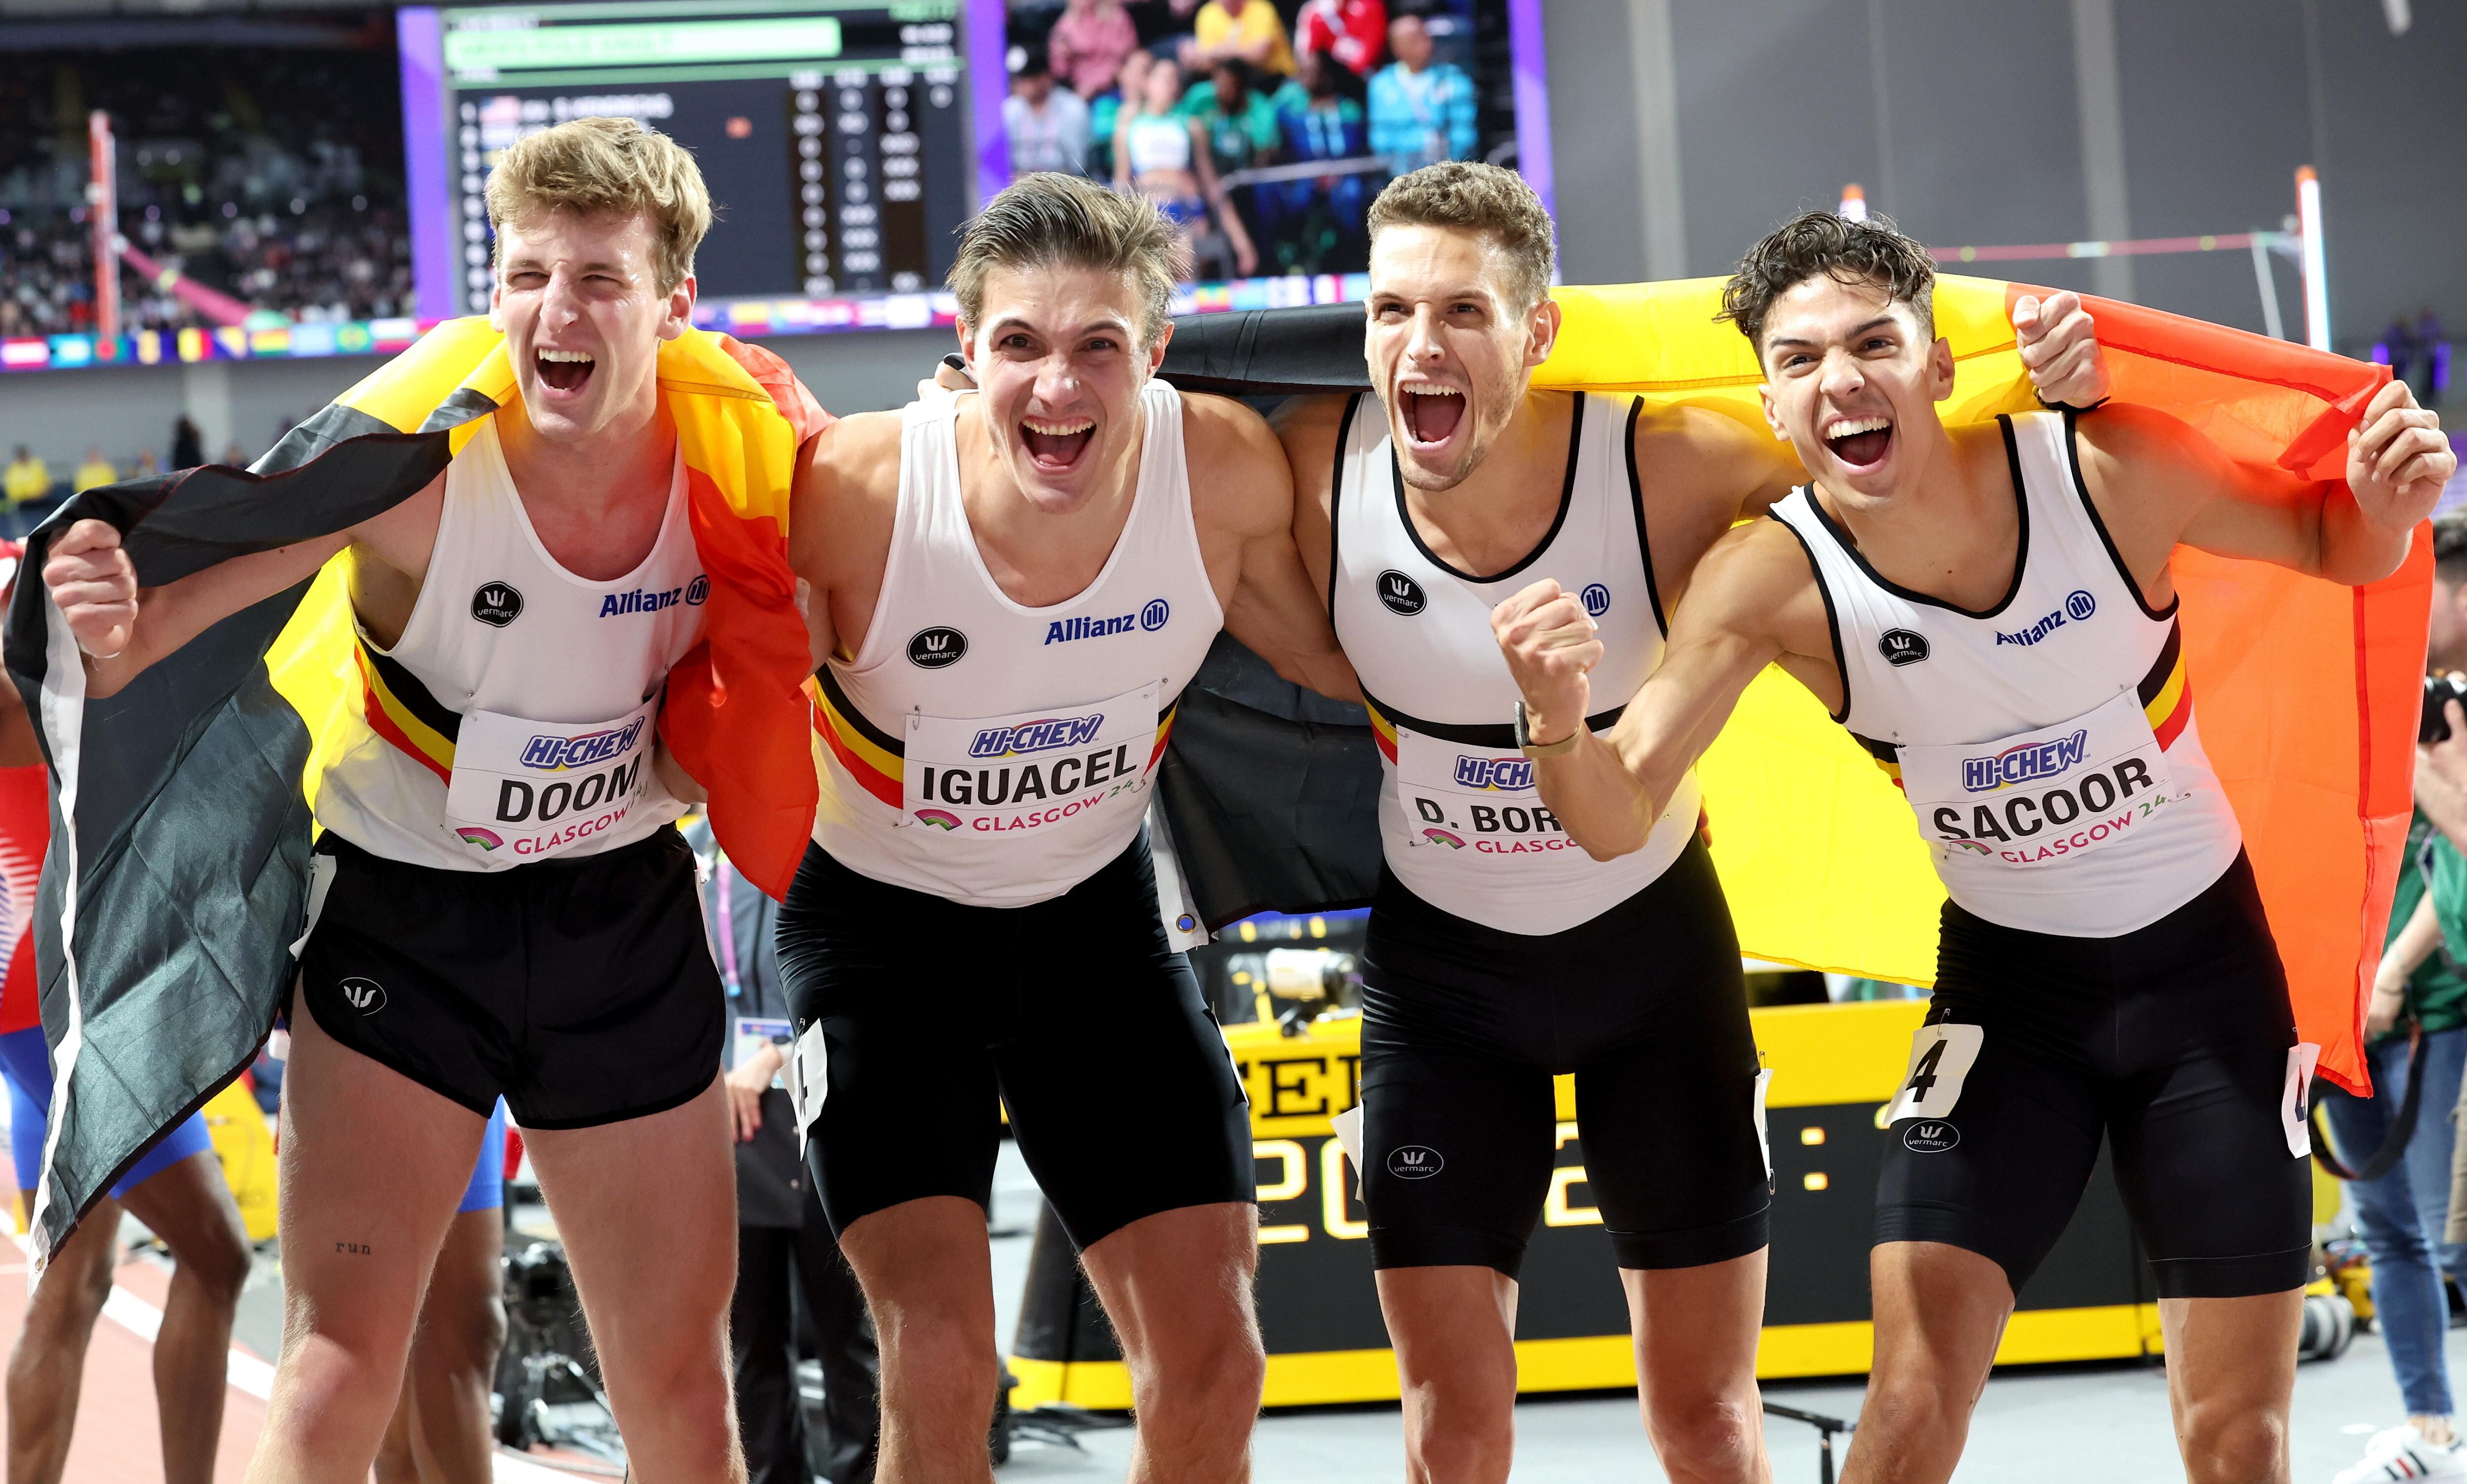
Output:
[1156, 275, 2423, 1103]
[3, 320, 824, 1262]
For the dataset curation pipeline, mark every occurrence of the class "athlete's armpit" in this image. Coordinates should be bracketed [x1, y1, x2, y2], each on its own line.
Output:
[1631, 404, 1803, 614]
[1192, 393, 1361, 702]
[788, 411, 904, 665]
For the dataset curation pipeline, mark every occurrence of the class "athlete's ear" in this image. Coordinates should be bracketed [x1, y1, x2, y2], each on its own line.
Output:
[1758, 381, 1788, 441]
[487, 273, 504, 334]
[1523, 295, 1562, 371]
[1927, 334, 1957, 402]
[1145, 317, 1174, 377]
[658, 273, 696, 342]
[955, 321, 976, 378]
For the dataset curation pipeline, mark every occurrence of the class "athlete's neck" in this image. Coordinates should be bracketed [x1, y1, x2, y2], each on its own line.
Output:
[1813, 416, 2020, 609]
[495, 389, 677, 581]
[1402, 385, 1571, 578]
[955, 392, 1148, 609]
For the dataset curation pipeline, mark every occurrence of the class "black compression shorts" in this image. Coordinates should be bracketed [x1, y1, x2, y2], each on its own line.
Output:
[1359, 836, 1770, 1277]
[1877, 850, 2311, 1299]
[296, 827, 724, 1129]
[773, 834, 1252, 1250]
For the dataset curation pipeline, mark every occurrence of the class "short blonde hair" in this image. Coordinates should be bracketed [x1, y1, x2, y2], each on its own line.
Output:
[1367, 161, 1557, 312]
[486, 117, 713, 294]
[948, 173, 1187, 346]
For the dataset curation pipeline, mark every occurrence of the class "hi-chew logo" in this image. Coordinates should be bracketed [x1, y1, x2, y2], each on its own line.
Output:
[969, 715, 1104, 759]
[1962, 729, 2090, 793]
[1452, 755, 1534, 791]
[521, 717, 649, 771]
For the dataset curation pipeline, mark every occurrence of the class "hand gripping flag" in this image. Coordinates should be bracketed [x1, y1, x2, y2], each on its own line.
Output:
[1157, 275, 2423, 1098]
[2, 320, 825, 1262]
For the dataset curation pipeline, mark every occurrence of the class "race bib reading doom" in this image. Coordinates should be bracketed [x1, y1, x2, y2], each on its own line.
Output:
[1392, 728, 1583, 858]
[901, 683, 1162, 839]
[1895, 690, 2181, 869]
[442, 698, 659, 862]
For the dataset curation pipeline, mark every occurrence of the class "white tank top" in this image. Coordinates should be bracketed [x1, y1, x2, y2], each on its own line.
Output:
[1768, 411, 2243, 936]
[812, 380, 1224, 908]
[316, 415, 706, 870]
[1330, 390, 1701, 935]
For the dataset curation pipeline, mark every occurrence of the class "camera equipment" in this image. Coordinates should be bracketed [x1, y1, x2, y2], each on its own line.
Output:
[2423, 674, 2467, 743]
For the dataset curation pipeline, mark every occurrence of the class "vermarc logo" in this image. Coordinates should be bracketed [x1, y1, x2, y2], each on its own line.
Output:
[906, 627, 968, 668]
[1386, 1145, 1444, 1179]
[471, 582, 523, 628]
[338, 977, 388, 1015]
[1902, 1121, 1959, 1153]
[1377, 570, 1427, 616]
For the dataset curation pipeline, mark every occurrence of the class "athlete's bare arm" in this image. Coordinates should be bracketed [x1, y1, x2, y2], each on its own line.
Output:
[1270, 392, 1348, 600]
[1185, 391, 1360, 702]
[1492, 520, 1838, 860]
[2074, 381, 2453, 603]
[42, 483, 445, 701]
[787, 411, 905, 668]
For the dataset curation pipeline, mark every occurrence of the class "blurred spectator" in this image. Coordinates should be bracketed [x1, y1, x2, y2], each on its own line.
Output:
[1297, 0, 1388, 79]
[1007, 57, 1092, 175]
[132, 449, 160, 480]
[72, 448, 117, 493]
[1180, 60, 1283, 181]
[220, 442, 249, 469]
[1048, 0, 1140, 98]
[1087, 48, 1153, 181]
[1367, 14, 1476, 173]
[2, 448, 47, 509]
[1185, 0, 1297, 78]
[1266, 49, 1372, 274]
[1115, 58, 1257, 280]
[172, 417, 203, 471]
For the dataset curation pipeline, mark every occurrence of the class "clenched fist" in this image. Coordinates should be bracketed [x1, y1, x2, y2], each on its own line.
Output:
[1491, 578, 1599, 744]
[42, 519, 137, 660]
[2349, 379, 2455, 531]
[2011, 291, 2110, 409]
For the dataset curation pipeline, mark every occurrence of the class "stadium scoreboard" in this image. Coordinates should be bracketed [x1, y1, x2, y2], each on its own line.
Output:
[438, 2, 973, 311]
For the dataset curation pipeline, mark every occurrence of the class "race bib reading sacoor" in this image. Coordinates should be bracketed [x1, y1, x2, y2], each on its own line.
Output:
[1895, 690, 2183, 870]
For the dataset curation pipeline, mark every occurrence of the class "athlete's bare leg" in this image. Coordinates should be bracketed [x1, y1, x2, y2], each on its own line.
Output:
[374, 1207, 508, 1484]
[5, 1191, 122, 1484]
[839, 1196, 1004, 1484]
[2159, 1291, 2300, 1484]
[521, 1076, 740, 1484]
[1621, 1249, 1770, 1484]
[247, 1005, 486, 1484]
[1077, 1203, 1266, 1484]
[1375, 1265, 1518, 1484]
[1840, 1241, 2013, 1484]
[117, 1151, 253, 1484]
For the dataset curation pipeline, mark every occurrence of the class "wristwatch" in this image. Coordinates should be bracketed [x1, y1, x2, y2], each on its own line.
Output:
[1514, 701, 1581, 758]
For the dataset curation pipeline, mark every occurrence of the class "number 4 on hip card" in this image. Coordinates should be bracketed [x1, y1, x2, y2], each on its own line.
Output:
[1886, 1022, 1983, 1124]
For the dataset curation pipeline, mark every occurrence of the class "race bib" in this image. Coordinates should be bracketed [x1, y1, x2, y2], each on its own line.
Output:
[442, 696, 660, 862]
[2282, 1042, 2320, 1159]
[1392, 728, 1586, 859]
[1896, 690, 2181, 870]
[787, 1021, 830, 1151]
[901, 683, 1161, 839]
[1885, 1022, 1983, 1124]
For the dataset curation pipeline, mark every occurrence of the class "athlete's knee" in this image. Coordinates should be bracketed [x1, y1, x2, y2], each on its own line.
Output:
[1130, 1310, 1265, 1424]
[1645, 1389, 1764, 1482]
[872, 1304, 1000, 1403]
[414, 1292, 508, 1380]
[23, 1241, 115, 1341]
[2178, 1400, 2285, 1484]
[1858, 1375, 1972, 1450]
[176, 1218, 253, 1307]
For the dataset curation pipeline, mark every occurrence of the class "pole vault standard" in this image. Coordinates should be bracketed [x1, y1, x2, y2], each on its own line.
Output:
[86, 110, 116, 344]
[1839, 168, 2328, 347]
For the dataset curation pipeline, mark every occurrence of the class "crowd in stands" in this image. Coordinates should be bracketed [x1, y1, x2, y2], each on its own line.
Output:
[1, 416, 264, 533]
[1007, 0, 1502, 278]
[0, 33, 411, 338]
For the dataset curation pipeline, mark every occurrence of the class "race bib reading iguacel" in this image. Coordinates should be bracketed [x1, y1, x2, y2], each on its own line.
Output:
[1896, 690, 2182, 870]
[1392, 728, 1583, 859]
[442, 696, 659, 862]
[901, 682, 1162, 840]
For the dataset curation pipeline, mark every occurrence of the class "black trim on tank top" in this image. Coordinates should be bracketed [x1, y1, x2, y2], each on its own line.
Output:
[1388, 389, 1583, 585]
[1772, 505, 1853, 724]
[2136, 619, 2184, 705]
[2061, 407, 2179, 622]
[1327, 391, 1360, 619]
[816, 665, 904, 755]
[358, 638, 462, 742]
[1362, 685, 1626, 749]
[1851, 731, 1899, 764]
[1799, 418, 2032, 622]
[1625, 395, 1669, 637]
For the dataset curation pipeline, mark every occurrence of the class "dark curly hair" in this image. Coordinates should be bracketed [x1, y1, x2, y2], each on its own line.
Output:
[1717, 210, 1937, 353]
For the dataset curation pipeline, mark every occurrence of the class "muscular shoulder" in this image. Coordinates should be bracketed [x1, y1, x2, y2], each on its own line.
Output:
[1683, 517, 1832, 653]
[789, 408, 904, 583]
[1266, 393, 1355, 492]
[2068, 402, 2226, 539]
[1632, 402, 1797, 519]
[1178, 389, 1293, 538]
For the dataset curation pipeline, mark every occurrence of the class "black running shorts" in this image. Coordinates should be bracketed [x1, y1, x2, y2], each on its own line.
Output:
[772, 834, 1253, 1250]
[1877, 851, 2311, 1299]
[1359, 836, 1771, 1277]
[296, 827, 725, 1129]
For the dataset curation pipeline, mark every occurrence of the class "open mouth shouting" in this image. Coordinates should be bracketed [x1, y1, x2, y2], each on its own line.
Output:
[1398, 380, 1466, 455]
[536, 348, 596, 396]
[1020, 414, 1096, 473]
[1823, 413, 1894, 471]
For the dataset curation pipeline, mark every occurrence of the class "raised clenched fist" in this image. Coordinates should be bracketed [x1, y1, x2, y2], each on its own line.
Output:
[1491, 578, 1600, 745]
[42, 518, 138, 660]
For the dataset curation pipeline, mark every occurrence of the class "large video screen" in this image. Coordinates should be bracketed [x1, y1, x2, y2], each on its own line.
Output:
[410, 1, 980, 319]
